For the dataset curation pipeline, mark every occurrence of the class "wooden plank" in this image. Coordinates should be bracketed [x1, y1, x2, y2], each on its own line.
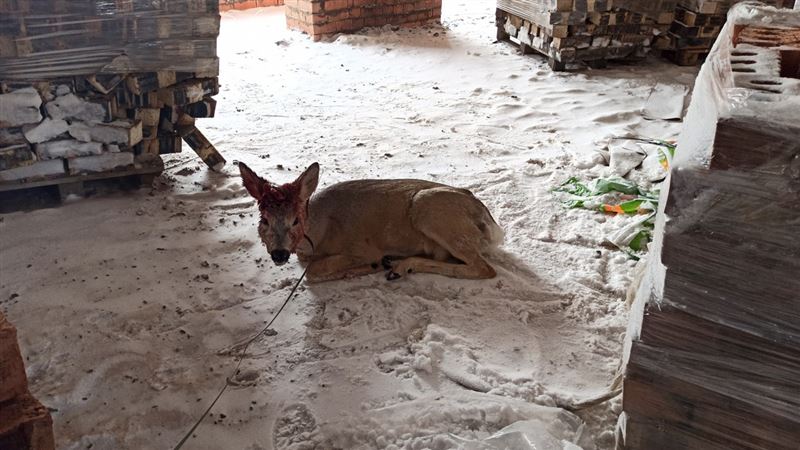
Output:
[181, 96, 216, 118]
[0, 144, 34, 170]
[661, 48, 707, 65]
[176, 114, 225, 170]
[624, 342, 800, 450]
[0, 157, 163, 192]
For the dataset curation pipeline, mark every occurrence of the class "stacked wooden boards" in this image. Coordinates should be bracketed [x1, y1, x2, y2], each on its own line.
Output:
[496, 0, 678, 70]
[0, 1, 220, 79]
[655, 0, 795, 65]
[619, 5, 800, 449]
[0, 1, 224, 197]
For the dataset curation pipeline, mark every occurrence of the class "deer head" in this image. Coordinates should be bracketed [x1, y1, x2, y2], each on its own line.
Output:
[239, 162, 319, 265]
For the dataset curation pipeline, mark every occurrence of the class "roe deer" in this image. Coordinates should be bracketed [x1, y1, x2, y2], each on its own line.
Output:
[238, 162, 504, 283]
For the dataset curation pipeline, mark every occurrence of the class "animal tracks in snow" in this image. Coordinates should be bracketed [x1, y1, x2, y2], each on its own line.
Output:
[273, 403, 319, 449]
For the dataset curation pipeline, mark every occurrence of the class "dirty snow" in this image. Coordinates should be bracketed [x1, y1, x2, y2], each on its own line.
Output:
[0, 1, 696, 449]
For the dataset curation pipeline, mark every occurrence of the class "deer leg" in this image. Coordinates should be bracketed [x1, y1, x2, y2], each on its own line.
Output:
[387, 188, 498, 281]
[306, 254, 383, 283]
[386, 255, 496, 280]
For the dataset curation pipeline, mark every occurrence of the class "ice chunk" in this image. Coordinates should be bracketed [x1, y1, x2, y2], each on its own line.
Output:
[68, 152, 134, 175]
[0, 159, 64, 182]
[69, 120, 142, 145]
[45, 94, 108, 122]
[23, 118, 69, 144]
[55, 84, 72, 96]
[36, 139, 103, 160]
[0, 88, 43, 127]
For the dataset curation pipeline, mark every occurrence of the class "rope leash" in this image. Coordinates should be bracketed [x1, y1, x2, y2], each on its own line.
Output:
[173, 267, 308, 449]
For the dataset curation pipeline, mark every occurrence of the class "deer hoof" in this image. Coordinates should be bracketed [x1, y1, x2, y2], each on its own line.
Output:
[386, 271, 402, 281]
[381, 256, 394, 270]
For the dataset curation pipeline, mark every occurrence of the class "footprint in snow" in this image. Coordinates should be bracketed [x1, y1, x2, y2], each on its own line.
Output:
[273, 404, 318, 448]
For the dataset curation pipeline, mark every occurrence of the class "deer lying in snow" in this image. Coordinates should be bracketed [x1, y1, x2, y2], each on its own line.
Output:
[239, 162, 504, 282]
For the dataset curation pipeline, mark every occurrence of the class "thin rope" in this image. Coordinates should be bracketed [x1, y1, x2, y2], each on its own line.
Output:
[173, 267, 308, 449]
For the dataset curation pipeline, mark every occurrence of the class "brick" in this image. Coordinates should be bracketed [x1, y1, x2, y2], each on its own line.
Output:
[0, 392, 55, 450]
[325, 0, 350, 11]
[289, 0, 441, 37]
[219, 0, 286, 11]
[0, 314, 28, 404]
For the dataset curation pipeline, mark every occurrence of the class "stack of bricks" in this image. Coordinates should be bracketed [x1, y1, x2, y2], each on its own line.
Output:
[619, 4, 800, 449]
[285, 0, 442, 41]
[0, 1, 224, 190]
[1, 312, 55, 449]
[655, 0, 795, 65]
[220, 0, 284, 12]
[496, 0, 678, 70]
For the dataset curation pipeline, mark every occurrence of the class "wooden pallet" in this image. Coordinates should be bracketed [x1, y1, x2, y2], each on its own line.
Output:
[670, 21, 721, 39]
[0, 159, 163, 212]
[496, 8, 647, 71]
[661, 48, 710, 66]
[674, 6, 725, 27]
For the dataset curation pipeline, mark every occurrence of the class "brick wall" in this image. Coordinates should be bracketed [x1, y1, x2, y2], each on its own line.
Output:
[220, 0, 284, 11]
[285, 0, 442, 40]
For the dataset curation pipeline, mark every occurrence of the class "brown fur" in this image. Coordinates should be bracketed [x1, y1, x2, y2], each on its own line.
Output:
[240, 162, 504, 282]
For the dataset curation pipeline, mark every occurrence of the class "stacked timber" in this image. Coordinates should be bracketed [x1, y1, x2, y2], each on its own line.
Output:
[0, 312, 55, 449]
[655, 0, 794, 65]
[619, 5, 800, 449]
[0, 1, 220, 79]
[496, 0, 678, 70]
[0, 1, 224, 194]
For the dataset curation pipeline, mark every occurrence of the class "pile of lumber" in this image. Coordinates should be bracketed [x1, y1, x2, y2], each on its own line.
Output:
[620, 4, 800, 449]
[0, 1, 219, 79]
[655, 0, 794, 65]
[496, 0, 678, 70]
[1, 312, 55, 449]
[0, 1, 225, 190]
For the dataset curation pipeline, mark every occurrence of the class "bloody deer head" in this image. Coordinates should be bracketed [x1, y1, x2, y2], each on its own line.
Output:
[239, 162, 319, 266]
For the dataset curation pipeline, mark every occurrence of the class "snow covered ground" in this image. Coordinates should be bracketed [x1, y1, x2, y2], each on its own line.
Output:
[0, 1, 696, 448]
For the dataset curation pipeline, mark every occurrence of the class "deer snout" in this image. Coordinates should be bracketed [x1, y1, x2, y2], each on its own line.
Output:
[270, 249, 291, 265]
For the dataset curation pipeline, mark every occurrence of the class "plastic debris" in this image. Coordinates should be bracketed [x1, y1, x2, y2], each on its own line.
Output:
[553, 176, 659, 259]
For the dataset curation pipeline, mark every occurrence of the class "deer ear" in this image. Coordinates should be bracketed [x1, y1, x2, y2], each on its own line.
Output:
[295, 162, 319, 201]
[239, 162, 266, 199]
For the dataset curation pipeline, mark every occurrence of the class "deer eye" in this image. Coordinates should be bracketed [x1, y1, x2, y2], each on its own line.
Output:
[292, 217, 300, 226]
